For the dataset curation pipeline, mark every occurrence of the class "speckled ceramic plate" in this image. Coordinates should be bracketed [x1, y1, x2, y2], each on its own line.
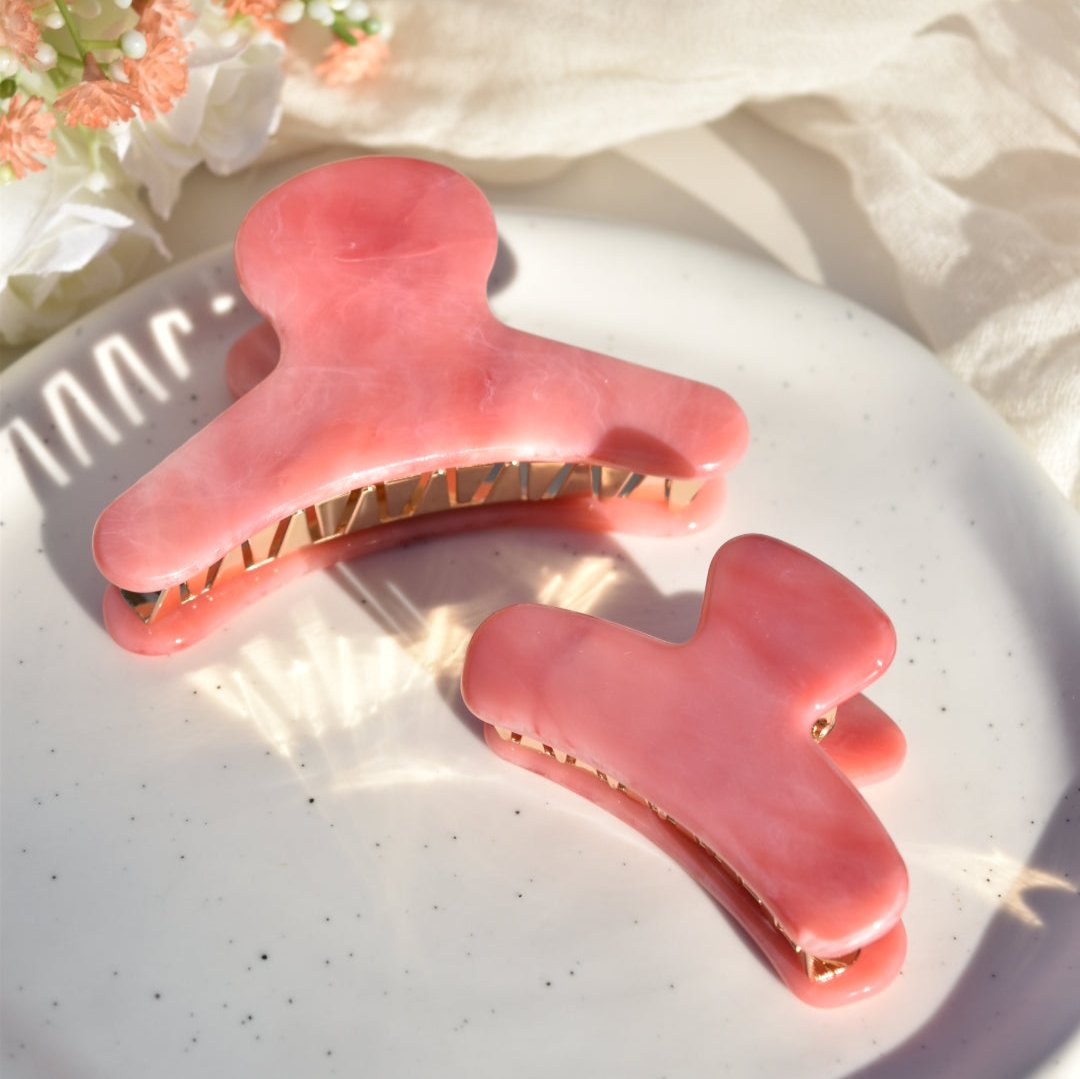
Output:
[2, 212, 1079, 1079]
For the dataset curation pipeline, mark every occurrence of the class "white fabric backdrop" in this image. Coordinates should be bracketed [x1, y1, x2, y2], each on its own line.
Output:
[282, 0, 1079, 506]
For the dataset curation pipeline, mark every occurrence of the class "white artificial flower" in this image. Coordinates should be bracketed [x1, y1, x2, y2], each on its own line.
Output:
[0, 130, 165, 346]
[113, 10, 284, 218]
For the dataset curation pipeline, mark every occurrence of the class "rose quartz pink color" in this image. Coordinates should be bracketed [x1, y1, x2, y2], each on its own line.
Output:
[92, 156, 748, 653]
[461, 534, 908, 1006]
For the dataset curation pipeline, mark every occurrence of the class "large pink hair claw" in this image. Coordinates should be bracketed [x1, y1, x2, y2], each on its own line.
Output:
[461, 534, 908, 1006]
[92, 157, 748, 653]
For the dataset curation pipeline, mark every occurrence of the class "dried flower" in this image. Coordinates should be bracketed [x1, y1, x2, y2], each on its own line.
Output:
[0, 0, 40, 66]
[224, 0, 279, 20]
[125, 34, 189, 119]
[54, 55, 144, 128]
[134, 0, 195, 42]
[315, 31, 388, 86]
[0, 93, 56, 179]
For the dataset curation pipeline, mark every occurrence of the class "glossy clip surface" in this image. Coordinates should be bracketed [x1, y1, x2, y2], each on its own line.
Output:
[92, 156, 748, 653]
[461, 534, 908, 1006]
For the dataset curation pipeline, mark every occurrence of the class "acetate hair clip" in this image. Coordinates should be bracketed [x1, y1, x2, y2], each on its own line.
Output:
[92, 156, 749, 653]
[461, 534, 908, 1007]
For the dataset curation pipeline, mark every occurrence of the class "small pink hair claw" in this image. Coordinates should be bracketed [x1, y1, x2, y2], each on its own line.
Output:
[461, 534, 908, 1007]
[92, 156, 749, 654]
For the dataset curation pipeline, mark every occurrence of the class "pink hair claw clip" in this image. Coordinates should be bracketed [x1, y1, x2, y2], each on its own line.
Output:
[92, 157, 749, 654]
[461, 534, 908, 1007]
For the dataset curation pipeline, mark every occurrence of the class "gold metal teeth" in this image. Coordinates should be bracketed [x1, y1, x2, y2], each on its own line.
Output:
[804, 949, 861, 983]
[494, 721, 861, 984]
[118, 460, 705, 625]
[811, 706, 838, 742]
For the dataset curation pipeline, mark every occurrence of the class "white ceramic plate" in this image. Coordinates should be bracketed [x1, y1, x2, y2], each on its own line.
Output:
[2, 212, 1078, 1079]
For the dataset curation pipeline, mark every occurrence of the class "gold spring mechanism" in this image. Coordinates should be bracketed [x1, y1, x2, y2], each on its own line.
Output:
[119, 461, 705, 624]
[493, 715, 859, 985]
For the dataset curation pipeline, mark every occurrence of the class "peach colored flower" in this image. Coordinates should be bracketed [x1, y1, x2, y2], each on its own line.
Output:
[0, 0, 40, 64]
[315, 33, 389, 86]
[134, 0, 194, 44]
[0, 93, 56, 178]
[125, 35, 189, 119]
[224, 0, 278, 18]
[54, 55, 145, 129]
[222, 0, 281, 34]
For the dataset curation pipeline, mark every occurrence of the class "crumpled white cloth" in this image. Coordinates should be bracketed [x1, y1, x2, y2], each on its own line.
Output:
[282, 0, 1080, 506]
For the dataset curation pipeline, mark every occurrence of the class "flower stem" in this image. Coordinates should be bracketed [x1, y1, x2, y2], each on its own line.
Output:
[331, 19, 359, 45]
[46, 50, 81, 89]
[53, 0, 88, 64]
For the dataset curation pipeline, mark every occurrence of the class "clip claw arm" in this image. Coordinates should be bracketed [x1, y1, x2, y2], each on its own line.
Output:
[461, 535, 908, 1006]
[94, 158, 749, 654]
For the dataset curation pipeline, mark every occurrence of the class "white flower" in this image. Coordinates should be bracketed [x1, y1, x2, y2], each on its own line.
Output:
[113, 12, 284, 218]
[0, 129, 164, 346]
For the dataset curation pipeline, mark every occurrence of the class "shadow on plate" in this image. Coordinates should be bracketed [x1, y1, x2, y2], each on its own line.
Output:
[849, 455, 1080, 1078]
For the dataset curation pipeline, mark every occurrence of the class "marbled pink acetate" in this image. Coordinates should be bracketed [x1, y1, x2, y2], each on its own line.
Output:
[461, 534, 908, 1006]
[92, 156, 748, 653]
